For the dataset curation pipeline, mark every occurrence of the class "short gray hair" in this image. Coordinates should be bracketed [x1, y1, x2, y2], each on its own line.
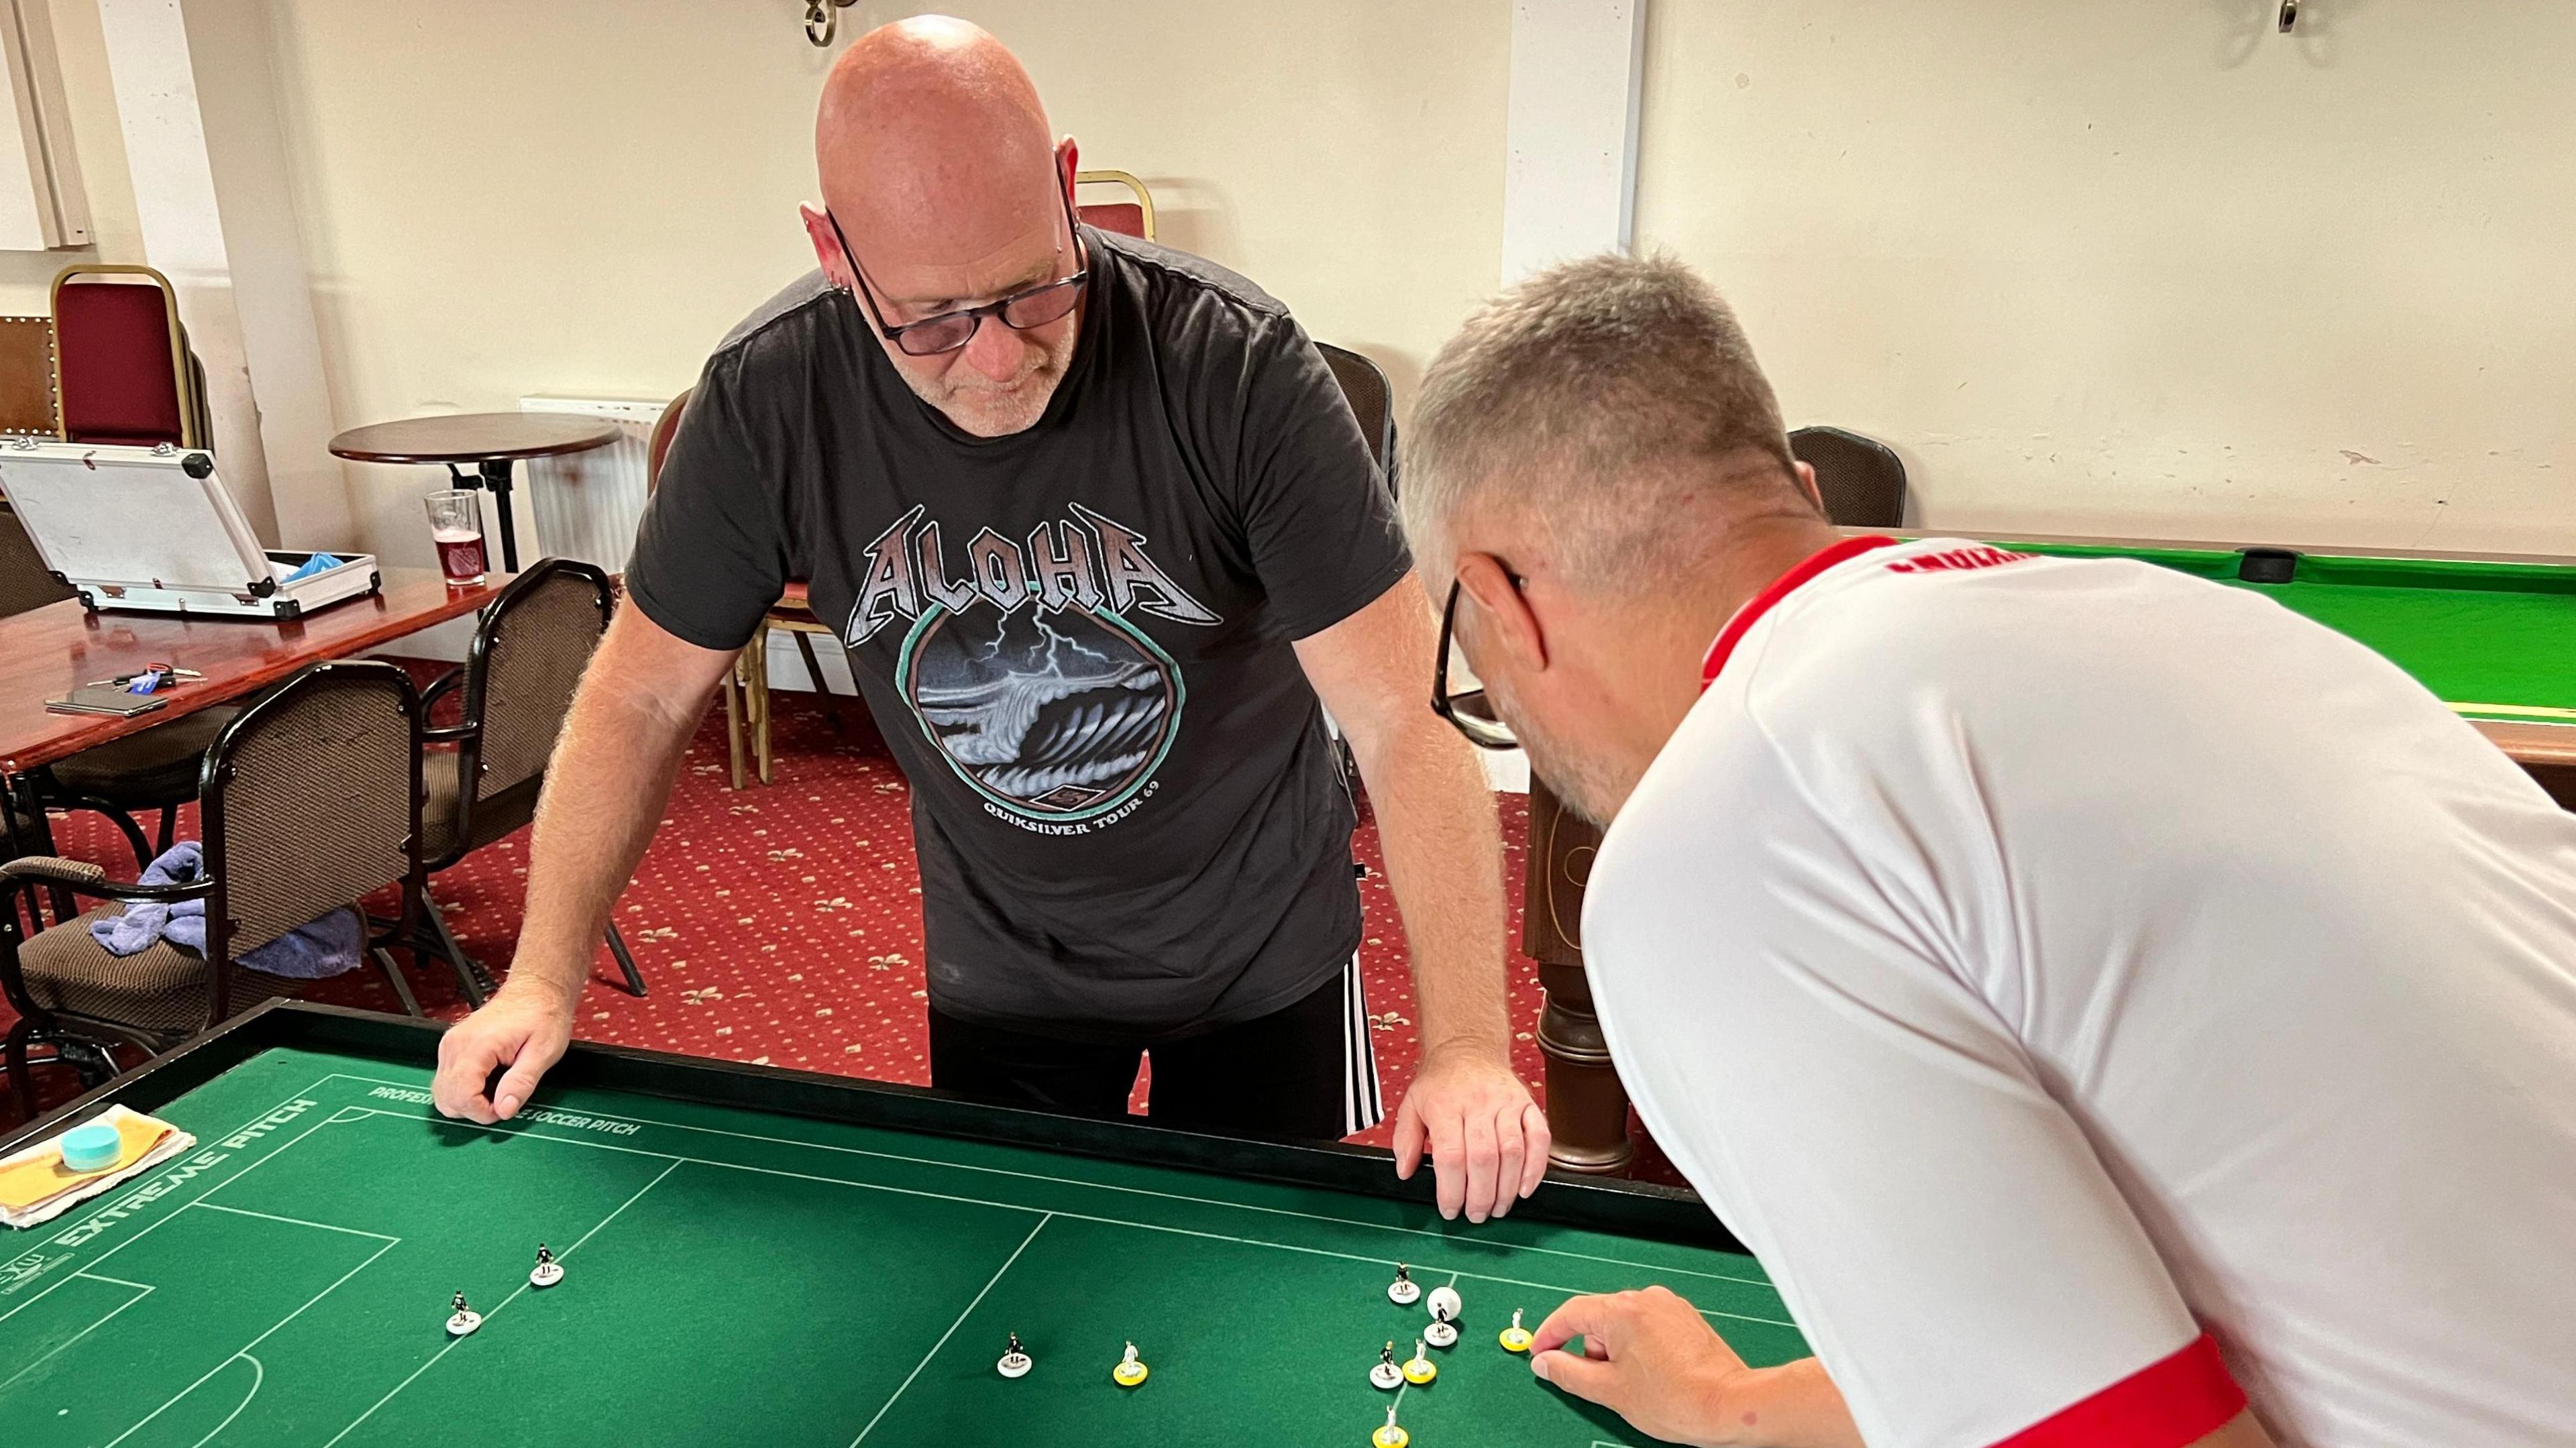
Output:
[1401, 252, 1811, 592]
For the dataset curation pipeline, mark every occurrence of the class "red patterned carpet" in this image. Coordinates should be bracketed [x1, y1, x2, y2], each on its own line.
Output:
[3, 677, 1674, 1184]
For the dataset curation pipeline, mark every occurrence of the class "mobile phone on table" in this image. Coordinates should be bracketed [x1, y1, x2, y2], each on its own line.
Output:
[44, 685, 171, 718]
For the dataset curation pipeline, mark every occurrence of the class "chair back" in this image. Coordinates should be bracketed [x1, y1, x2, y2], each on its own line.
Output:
[0, 315, 58, 436]
[0, 498, 74, 617]
[1075, 170, 1155, 241]
[52, 266, 209, 449]
[201, 661, 421, 960]
[1315, 341, 1397, 491]
[647, 386, 691, 490]
[460, 559, 613, 812]
[1788, 425, 1907, 528]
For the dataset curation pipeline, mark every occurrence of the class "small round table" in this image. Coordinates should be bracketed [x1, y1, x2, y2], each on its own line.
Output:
[329, 412, 621, 573]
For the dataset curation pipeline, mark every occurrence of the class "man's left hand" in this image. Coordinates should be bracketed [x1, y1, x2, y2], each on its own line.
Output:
[1393, 1040, 1550, 1221]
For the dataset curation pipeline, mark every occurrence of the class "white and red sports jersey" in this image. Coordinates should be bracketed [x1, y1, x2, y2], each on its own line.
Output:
[1585, 535, 2576, 1448]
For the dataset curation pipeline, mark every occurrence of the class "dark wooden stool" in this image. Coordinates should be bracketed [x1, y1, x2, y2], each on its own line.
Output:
[1523, 777, 1633, 1174]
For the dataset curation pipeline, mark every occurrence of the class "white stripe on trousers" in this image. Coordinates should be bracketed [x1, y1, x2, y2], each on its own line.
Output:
[1342, 952, 1385, 1135]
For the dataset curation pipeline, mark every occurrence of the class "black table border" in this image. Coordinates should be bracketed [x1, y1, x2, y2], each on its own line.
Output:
[4, 1001, 1746, 1254]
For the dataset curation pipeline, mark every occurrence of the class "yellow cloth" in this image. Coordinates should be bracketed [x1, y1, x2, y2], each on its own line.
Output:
[0, 1112, 172, 1211]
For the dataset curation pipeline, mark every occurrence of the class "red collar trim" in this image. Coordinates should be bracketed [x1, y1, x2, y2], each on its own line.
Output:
[1699, 535, 1898, 690]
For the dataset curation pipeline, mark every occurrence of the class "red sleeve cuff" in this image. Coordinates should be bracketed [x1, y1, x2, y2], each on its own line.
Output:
[1990, 1333, 2248, 1448]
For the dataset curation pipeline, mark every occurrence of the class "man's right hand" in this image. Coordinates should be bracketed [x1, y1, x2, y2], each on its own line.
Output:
[433, 987, 576, 1125]
[427, 604, 735, 1127]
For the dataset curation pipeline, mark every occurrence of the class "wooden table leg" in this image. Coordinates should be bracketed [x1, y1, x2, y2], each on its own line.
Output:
[748, 632, 773, 785]
[1537, 959, 1631, 1173]
[722, 661, 747, 791]
[1521, 777, 1633, 1174]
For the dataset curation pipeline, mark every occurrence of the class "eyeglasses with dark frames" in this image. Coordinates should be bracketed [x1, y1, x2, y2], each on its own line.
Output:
[1433, 577, 1521, 750]
[828, 180, 1089, 357]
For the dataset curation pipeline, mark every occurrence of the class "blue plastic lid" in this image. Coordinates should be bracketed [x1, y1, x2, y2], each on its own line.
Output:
[60, 1121, 122, 1172]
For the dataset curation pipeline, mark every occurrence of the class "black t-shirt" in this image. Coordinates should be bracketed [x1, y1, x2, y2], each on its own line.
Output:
[627, 229, 1410, 1040]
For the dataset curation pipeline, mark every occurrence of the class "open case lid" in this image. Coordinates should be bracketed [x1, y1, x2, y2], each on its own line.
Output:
[0, 439, 274, 596]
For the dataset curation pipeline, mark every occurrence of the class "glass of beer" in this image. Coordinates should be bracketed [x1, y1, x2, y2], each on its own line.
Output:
[425, 489, 488, 586]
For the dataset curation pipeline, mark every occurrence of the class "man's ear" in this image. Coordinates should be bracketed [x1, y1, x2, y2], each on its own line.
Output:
[1057, 135, 1081, 208]
[1792, 459, 1826, 516]
[1457, 553, 1548, 674]
[800, 203, 853, 292]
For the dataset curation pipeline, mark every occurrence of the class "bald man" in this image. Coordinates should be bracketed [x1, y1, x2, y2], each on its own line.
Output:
[1399, 254, 2576, 1445]
[430, 17, 1547, 1222]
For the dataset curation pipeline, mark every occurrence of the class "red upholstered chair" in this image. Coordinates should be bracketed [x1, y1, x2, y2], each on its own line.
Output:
[51, 265, 211, 449]
[29, 268, 228, 869]
[1075, 170, 1155, 241]
[645, 388, 851, 789]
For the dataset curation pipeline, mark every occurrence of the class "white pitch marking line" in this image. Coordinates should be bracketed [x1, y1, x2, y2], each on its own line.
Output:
[315, 1072, 1777, 1294]
[191, 1201, 399, 1241]
[191, 1109, 360, 1211]
[849, 1213, 1053, 1446]
[0, 1075, 345, 1327]
[339, 1110, 1799, 1331]
[319, 1158, 682, 1448]
[105, 1236, 396, 1448]
[561, 1159, 684, 1256]
[29, 1074, 341, 1245]
[0, 1276, 154, 1392]
[186, 1352, 263, 1448]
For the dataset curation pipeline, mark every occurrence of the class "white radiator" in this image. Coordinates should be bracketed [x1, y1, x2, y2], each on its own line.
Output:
[517, 396, 665, 571]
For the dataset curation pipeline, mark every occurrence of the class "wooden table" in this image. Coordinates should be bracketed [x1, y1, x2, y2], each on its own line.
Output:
[329, 412, 619, 574]
[0, 567, 505, 861]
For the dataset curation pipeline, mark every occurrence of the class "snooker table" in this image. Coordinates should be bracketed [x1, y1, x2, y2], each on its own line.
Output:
[1987, 535, 2576, 788]
[0, 1003, 1805, 1447]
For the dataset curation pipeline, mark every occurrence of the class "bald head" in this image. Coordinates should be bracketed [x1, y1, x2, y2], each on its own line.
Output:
[817, 17, 1059, 270]
[802, 17, 1085, 438]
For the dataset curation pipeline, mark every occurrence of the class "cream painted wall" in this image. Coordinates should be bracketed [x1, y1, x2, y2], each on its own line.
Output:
[1636, 2, 2576, 553]
[0, 0, 143, 312]
[260, 0, 1509, 570]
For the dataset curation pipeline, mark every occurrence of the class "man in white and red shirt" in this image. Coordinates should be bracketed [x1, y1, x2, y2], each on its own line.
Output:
[1400, 252, 2576, 1448]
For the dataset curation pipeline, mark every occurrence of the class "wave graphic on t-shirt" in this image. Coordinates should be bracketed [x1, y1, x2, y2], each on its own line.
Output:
[904, 606, 1180, 816]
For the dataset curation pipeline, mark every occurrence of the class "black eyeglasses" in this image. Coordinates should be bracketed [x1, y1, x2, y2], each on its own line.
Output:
[828, 182, 1089, 357]
[1433, 577, 1521, 750]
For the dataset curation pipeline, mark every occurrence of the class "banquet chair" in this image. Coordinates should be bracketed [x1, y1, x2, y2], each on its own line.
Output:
[51, 264, 211, 449]
[1788, 425, 1907, 528]
[0, 661, 430, 1116]
[1315, 342, 1396, 485]
[1075, 170, 1155, 241]
[409, 559, 646, 1000]
[0, 313, 60, 435]
[649, 388, 853, 789]
[1313, 343, 1400, 786]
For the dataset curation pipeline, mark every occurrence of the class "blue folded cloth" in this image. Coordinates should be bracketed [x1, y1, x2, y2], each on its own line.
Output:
[238, 905, 364, 979]
[280, 552, 344, 583]
[90, 841, 206, 954]
[88, 841, 364, 979]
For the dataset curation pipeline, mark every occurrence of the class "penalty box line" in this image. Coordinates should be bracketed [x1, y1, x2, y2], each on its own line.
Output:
[0, 1273, 154, 1394]
[0, 1074, 350, 1327]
